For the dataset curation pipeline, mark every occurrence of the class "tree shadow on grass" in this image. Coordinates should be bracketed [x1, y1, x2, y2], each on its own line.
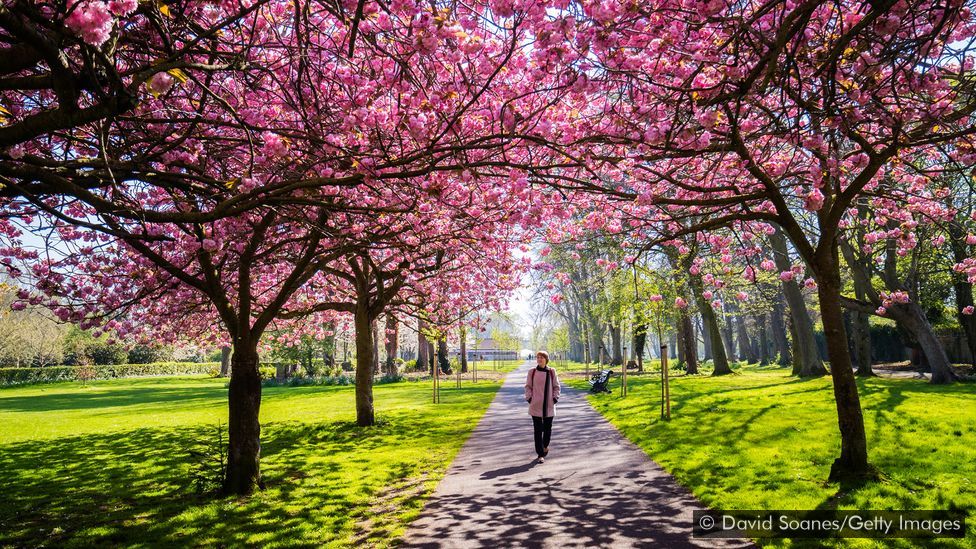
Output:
[0, 415, 444, 547]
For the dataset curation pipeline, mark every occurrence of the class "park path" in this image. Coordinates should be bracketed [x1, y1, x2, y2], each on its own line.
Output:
[401, 361, 752, 548]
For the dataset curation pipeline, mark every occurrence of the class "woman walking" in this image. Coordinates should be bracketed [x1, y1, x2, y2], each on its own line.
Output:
[525, 351, 561, 463]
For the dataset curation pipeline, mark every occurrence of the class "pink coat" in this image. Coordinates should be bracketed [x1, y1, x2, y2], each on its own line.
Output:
[524, 367, 561, 417]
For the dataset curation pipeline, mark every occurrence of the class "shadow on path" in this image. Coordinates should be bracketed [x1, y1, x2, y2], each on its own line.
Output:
[402, 361, 753, 548]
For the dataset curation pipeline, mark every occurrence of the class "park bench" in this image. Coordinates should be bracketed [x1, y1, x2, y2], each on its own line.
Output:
[589, 369, 613, 394]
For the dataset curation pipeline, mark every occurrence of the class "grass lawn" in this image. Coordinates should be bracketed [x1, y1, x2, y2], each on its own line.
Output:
[0, 375, 503, 547]
[565, 364, 976, 548]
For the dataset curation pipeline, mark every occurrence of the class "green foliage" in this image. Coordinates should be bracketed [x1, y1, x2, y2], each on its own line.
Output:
[377, 373, 404, 384]
[0, 376, 499, 546]
[126, 345, 167, 364]
[567, 365, 976, 548]
[187, 423, 226, 495]
[0, 362, 220, 387]
[262, 374, 354, 388]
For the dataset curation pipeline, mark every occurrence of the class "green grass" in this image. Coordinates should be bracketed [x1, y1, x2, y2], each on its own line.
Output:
[466, 358, 525, 373]
[566, 365, 976, 548]
[0, 375, 502, 547]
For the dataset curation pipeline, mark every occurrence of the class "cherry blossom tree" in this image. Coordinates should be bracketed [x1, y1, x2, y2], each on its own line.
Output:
[553, 0, 976, 480]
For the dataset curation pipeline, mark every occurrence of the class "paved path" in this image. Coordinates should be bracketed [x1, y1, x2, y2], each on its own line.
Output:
[403, 361, 752, 548]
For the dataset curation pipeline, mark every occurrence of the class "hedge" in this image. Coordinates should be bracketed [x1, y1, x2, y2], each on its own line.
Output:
[0, 361, 222, 387]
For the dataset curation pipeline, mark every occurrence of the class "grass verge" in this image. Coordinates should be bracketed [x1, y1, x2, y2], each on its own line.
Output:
[0, 375, 501, 547]
[565, 364, 976, 548]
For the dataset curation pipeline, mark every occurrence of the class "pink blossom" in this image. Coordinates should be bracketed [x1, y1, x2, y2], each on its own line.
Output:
[711, 299, 722, 309]
[148, 72, 175, 95]
[760, 259, 776, 271]
[649, 294, 663, 302]
[735, 291, 748, 301]
[65, 1, 115, 46]
[803, 278, 817, 289]
[876, 306, 887, 316]
[551, 294, 564, 305]
[804, 188, 825, 211]
[10, 301, 27, 311]
[967, 234, 976, 246]
[675, 297, 687, 309]
[779, 271, 795, 282]
[963, 306, 975, 315]
[702, 290, 713, 300]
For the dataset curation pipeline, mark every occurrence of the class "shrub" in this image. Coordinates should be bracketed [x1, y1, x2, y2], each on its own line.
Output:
[262, 374, 354, 388]
[0, 361, 221, 387]
[377, 373, 403, 384]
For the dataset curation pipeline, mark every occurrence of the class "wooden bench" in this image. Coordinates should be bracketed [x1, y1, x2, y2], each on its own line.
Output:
[588, 369, 613, 394]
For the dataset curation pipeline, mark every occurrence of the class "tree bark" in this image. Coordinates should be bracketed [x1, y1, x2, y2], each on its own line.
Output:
[884, 302, 957, 384]
[371, 317, 380, 377]
[690, 276, 731, 375]
[757, 314, 770, 365]
[720, 307, 737, 363]
[849, 277, 874, 377]
[460, 325, 468, 373]
[634, 322, 647, 373]
[219, 345, 231, 377]
[771, 228, 827, 377]
[949, 223, 976, 367]
[680, 311, 698, 374]
[770, 295, 792, 366]
[700, 315, 713, 361]
[354, 305, 376, 426]
[437, 338, 450, 373]
[384, 315, 399, 376]
[417, 319, 429, 372]
[224, 340, 263, 495]
[735, 314, 758, 364]
[815, 253, 871, 481]
[609, 323, 623, 365]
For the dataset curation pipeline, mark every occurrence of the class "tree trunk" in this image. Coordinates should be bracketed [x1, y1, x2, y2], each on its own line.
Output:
[949, 224, 976, 367]
[437, 338, 450, 373]
[885, 302, 957, 384]
[700, 314, 713, 361]
[634, 323, 647, 373]
[736, 314, 758, 364]
[385, 315, 399, 376]
[566, 306, 585, 362]
[354, 305, 376, 427]
[676, 317, 687, 365]
[680, 312, 698, 374]
[758, 314, 770, 365]
[815, 254, 871, 481]
[849, 277, 874, 376]
[609, 323, 623, 365]
[771, 229, 827, 377]
[460, 325, 468, 373]
[587, 315, 604, 365]
[224, 340, 263, 495]
[690, 277, 731, 375]
[417, 319, 429, 373]
[219, 346, 231, 377]
[770, 296, 792, 366]
[720, 309, 737, 362]
[371, 317, 380, 377]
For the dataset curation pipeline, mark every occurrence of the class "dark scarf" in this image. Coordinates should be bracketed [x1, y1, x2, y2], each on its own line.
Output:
[535, 366, 552, 418]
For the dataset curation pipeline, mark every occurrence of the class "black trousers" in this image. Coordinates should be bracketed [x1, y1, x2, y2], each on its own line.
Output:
[532, 416, 554, 457]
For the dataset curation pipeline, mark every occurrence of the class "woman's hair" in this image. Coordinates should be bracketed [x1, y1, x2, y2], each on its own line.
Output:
[536, 351, 549, 363]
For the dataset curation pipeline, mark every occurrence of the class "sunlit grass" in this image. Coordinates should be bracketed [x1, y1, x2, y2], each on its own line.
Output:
[0, 375, 502, 547]
[565, 365, 976, 548]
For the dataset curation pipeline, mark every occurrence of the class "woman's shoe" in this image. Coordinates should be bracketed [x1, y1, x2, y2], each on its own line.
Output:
[537, 456, 545, 463]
